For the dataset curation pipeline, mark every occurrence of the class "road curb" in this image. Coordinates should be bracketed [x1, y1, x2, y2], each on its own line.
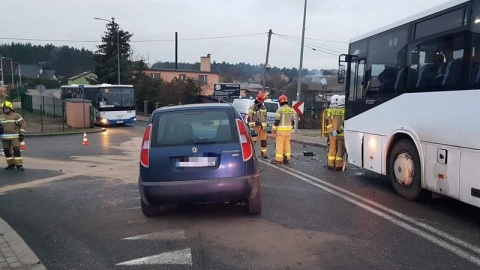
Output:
[0, 218, 46, 270]
[25, 128, 107, 137]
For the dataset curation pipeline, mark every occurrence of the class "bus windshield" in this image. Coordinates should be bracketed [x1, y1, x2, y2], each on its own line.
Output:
[98, 87, 134, 108]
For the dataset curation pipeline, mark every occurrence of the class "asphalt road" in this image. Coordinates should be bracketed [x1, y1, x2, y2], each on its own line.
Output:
[1, 123, 480, 269]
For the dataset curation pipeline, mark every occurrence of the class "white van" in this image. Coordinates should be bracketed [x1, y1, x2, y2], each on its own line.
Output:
[232, 98, 279, 132]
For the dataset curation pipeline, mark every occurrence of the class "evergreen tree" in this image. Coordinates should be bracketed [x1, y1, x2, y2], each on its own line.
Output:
[94, 18, 133, 84]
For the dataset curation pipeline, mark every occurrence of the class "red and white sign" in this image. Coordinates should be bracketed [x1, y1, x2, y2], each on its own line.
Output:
[292, 101, 304, 116]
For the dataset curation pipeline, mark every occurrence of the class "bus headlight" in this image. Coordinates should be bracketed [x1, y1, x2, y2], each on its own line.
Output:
[101, 118, 108, 124]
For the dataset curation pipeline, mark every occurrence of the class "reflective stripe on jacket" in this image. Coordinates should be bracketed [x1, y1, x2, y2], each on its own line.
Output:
[273, 105, 294, 132]
[0, 112, 26, 140]
[326, 108, 344, 136]
[248, 104, 268, 128]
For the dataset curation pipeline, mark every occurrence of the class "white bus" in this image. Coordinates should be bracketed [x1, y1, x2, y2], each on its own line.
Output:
[61, 84, 136, 126]
[338, 0, 480, 207]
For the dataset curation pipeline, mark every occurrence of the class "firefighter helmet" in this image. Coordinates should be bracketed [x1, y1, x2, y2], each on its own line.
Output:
[278, 95, 288, 103]
[337, 95, 345, 107]
[330, 95, 340, 107]
[256, 92, 267, 102]
[1, 101, 13, 110]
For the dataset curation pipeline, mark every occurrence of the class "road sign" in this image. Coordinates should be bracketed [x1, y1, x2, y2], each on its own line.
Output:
[214, 84, 240, 97]
[36, 84, 46, 94]
[292, 101, 304, 115]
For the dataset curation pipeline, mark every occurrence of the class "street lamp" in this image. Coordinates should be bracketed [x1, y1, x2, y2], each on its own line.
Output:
[0, 57, 3, 86]
[94, 17, 121, 84]
[14, 62, 21, 87]
[3, 57, 14, 86]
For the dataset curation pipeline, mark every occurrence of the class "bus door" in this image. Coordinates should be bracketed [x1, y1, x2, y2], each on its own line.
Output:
[339, 55, 367, 168]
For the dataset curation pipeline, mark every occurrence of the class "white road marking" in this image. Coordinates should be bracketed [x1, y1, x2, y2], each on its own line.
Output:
[260, 159, 480, 266]
[116, 248, 192, 266]
[122, 230, 186, 241]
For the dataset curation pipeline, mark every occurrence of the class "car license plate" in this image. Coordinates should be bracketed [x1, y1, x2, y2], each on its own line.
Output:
[116, 121, 124, 124]
[176, 157, 216, 167]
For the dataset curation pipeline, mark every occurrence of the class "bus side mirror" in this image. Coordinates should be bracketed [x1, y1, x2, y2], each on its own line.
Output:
[338, 65, 345, 84]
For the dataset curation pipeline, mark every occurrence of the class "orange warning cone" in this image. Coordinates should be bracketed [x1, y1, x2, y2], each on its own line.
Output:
[20, 140, 27, 150]
[82, 132, 89, 145]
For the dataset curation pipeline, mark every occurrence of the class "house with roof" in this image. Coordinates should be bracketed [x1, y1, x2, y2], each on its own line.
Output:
[68, 71, 98, 85]
[300, 74, 345, 101]
[16, 64, 42, 79]
[15, 64, 57, 80]
[40, 70, 57, 80]
[144, 54, 220, 96]
[238, 82, 269, 98]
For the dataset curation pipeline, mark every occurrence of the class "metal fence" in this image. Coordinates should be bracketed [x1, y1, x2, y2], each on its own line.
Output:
[21, 94, 63, 117]
[20, 94, 94, 134]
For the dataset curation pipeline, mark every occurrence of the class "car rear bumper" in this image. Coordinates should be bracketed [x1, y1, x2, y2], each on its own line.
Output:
[139, 173, 260, 205]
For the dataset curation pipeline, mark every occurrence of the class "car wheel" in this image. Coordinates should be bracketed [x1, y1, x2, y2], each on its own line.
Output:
[141, 200, 161, 217]
[248, 189, 262, 214]
[389, 139, 430, 201]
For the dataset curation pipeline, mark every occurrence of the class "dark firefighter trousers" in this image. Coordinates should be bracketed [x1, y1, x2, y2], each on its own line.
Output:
[2, 139, 23, 167]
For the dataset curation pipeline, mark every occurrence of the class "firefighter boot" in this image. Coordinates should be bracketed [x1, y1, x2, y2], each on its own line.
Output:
[16, 165, 25, 171]
[5, 165, 15, 170]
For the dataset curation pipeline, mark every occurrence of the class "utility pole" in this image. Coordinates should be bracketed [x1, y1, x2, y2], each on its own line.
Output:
[175, 32, 178, 69]
[116, 22, 121, 84]
[0, 57, 3, 86]
[294, 0, 307, 133]
[262, 29, 273, 93]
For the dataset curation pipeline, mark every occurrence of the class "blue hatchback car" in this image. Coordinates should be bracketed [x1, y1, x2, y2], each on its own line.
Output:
[138, 103, 261, 217]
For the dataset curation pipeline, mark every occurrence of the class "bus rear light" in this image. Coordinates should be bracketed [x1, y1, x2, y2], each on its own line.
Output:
[369, 137, 376, 149]
[140, 124, 152, 168]
[236, 119, 253, 162]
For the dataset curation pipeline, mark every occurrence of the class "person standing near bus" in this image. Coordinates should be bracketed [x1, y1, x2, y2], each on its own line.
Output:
[0, 101, 26, 171]
[247, 92, 268, 159]
[271, 95, 294, 164]
[326, 95, 345, 171]
[323, 94, 340, 150]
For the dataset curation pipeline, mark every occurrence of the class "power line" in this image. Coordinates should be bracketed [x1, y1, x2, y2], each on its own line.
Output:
[134, 32, 266, 42]
[274, 34, 340, 56]
[274, 32, 349, 44]
[0, 32, 267, 44]
[283, 35, 345, 54]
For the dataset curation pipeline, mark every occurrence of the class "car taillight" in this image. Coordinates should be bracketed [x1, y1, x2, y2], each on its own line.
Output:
[140, 124, 152, 168]
[236, 119, 253, 161]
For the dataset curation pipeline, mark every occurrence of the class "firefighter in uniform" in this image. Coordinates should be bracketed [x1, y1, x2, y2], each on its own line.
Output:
[0, 101, 26, 171]
[271, 95, 294, 164]
[326, 95, 345, 171]
[323, 94, 340, 149]
[247, 92, 269, 158]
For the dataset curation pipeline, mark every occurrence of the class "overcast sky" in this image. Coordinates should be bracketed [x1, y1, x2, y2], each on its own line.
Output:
[2, 0, 452, 70]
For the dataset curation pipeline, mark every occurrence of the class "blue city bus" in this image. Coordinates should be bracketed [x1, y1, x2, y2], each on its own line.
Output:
[61, 84, 136, 126]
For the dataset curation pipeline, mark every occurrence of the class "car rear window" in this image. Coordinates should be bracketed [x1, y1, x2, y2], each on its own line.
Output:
[264, 102, 279, 113]
[151, 109, 238, 147]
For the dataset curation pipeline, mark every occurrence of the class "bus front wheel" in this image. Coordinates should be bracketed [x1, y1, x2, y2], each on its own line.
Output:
[389, 139, 429, 201]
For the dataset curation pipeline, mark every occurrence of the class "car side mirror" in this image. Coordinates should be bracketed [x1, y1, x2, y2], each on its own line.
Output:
[250, 128, 258, 137]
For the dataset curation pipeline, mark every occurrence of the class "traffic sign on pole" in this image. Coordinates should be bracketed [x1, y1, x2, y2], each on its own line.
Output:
[292, 101, 304, 116]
